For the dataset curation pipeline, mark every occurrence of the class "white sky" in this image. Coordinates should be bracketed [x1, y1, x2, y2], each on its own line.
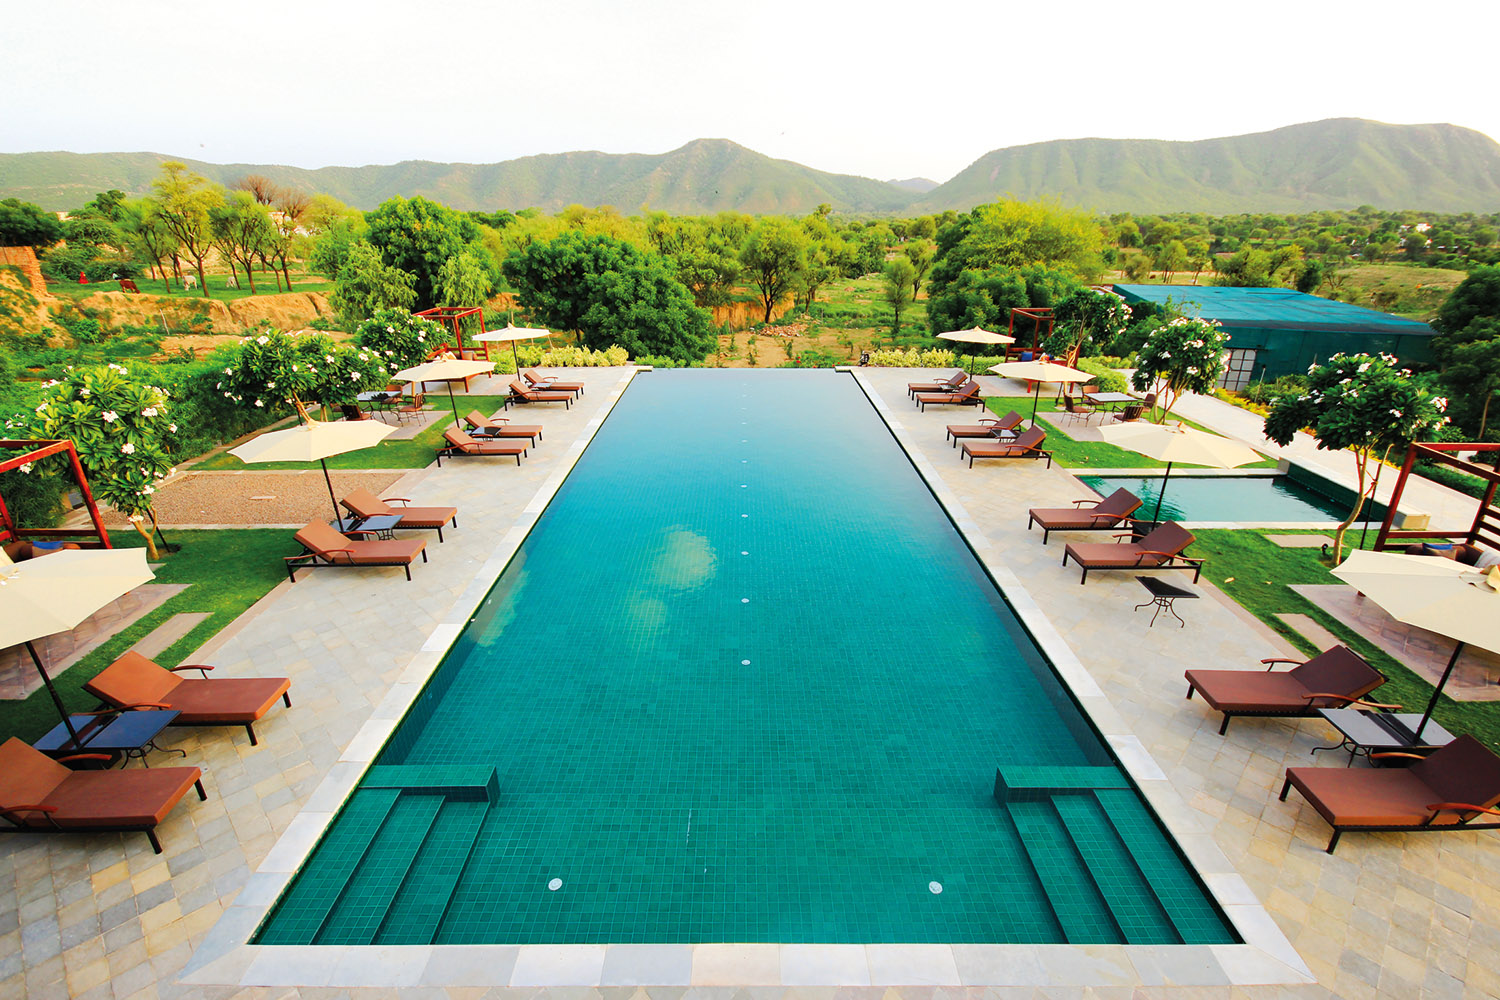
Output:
[5, 0, 1499, 185]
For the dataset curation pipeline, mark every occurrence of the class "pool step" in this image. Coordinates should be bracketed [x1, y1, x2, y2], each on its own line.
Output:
[375, 799, 489, 943]
[1050, 794, 1178, 944]
[315, 793, 444, 944]
[1007, 800, 1124, 943]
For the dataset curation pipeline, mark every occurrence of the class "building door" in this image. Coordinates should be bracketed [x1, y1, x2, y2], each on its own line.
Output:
[1218, 349, 1258, 391]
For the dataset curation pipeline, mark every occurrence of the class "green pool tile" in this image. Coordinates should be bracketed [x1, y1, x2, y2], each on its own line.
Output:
[1051, 794, 1178, 944]
[377, 799, 490, 943]
[1007, 801, 1123, 943]
[316, 793, 444, 945]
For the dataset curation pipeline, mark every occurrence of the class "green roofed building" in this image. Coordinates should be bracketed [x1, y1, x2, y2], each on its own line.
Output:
[1111, 285, 1436, 389]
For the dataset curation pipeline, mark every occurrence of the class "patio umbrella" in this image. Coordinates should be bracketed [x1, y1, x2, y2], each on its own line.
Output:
[1097, 421, 1261, 527]
[395, 357, 497, 431]
[936, 327, 1015, 374]
[1332, 549, 1500, 740]
[988, 359, 1093, 426]
[228, 418, 397, 523]
[472, 324, 553, 373]
[0, 547, 154, 743]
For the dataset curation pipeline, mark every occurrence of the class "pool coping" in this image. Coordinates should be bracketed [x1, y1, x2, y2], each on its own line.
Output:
[180, 366, 1314, 991]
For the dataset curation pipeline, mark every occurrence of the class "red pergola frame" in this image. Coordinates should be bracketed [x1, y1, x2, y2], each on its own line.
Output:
[0, 439, 111, 550]
[1007, 307, 1055, 358]
[1373, 441, 1500, 554]
[413, 305, 485, 358]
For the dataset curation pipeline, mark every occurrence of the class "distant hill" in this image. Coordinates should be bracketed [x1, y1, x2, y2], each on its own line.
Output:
[913, 119, 1500, 214]
[4, 120, 1499, 216]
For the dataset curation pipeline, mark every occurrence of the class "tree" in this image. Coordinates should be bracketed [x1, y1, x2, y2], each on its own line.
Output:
[233, 175, 277, 205]
[435, 250, 493, 307]
[503, 231, 714, 361]
[151, 162, 222, 297]
[1443, 335, 1500, 439]
[740, 217, 808, 322]
[0, 198, 63, 248]
[329, 241, 417, 325]
[1213, 245, 1303, 287]
[269, 185, 311, 290]
[1130, 316, 1228, 422]
[925, 264, 1078, 337]
[210, 191, 276, 293]
[366, 196, 493, 310]
[926, 198, 1103, 303]
[353, 309, 448, 371]
[1432, 264, 1500, 363]
[30, 365, 176, 559]
[883, 258, 915, 342]
[1052, 287, 1129, 360]
[1265, 353, 1448, 562]
[219, 328, 391, 420]
[903, 240, 935, 298]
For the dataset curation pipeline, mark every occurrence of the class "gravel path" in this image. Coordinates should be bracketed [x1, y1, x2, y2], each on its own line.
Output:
[95, 469, 409, 527]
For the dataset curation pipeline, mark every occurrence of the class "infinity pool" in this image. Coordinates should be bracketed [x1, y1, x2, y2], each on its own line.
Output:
[256, 370, 1234, 946]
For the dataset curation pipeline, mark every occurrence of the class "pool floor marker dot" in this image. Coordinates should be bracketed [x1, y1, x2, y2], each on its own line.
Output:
[929, 881, 943, 894]
[741, 551, 749, 556]
[548, 878, 563, 891]
[741, 659, 750, 665]
[741, 598, 750, 603]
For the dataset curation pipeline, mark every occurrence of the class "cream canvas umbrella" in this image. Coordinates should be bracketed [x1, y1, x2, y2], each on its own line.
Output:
[1332, 549, 1500, 740]
[228, 418, 397, 522]
[936, 327, 1015, 374]
[1097, 421, 1261, 526]
[988, 359, 1093, 426]
[472, 324, 553, 373]
[395, 357, 497, 430]
[0, 547, 154, 742]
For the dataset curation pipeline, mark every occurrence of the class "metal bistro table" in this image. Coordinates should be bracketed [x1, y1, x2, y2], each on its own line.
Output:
[34, 709, 183, 767]
[332, 513, 403, 540]
[1314, 708, 1458, 765]
[356, 390, 401, 420]
[1134, 575, 1197, 627]
[1084, 391, 1135, 411]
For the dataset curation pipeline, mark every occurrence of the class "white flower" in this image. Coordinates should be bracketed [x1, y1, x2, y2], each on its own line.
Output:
[127, 514, 144, 523]
[1186, 366, 1199, 375]
[256, 335, 270, 345]
[255, 399, 265, 407]
[350, 372, 361, 381]
[1435, 397, 1449, 412]
[267, 381, 276, 389]
[142, 406, 158, 418]
[224, 367, 233, 375]
[19, 462, 32, 474]
[386, 325, 395, 333]
[121, 442, 135, 455]
[325, 355, 335, 364]
[102, 410, 119, 423]
[143, 485, 154, 495]
[168, 423, 177, 432]
[79, 389, 91, 398]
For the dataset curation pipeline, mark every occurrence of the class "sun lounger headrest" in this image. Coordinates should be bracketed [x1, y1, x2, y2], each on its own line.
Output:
[341, 489, 391, 519]
[0, 737, 70, 806]
[1011, 426, 1046, 449]
[1097, 488, 1144, 518]
[444, 428, 477, 448]
[1415, 735, 1500, 808]
[295, 521, 354, 554]
[1288, 646, 1382, 699]
[1137, 521, 1194, 555]
[86, 651, 179, 705]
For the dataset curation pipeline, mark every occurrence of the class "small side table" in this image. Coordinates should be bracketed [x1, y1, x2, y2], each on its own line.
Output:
[1314, 709, 1457, 765]
[34, 710, 183, 767]
[1134, 575, 1197, 627]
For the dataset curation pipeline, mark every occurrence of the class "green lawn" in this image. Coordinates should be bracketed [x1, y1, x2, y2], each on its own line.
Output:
[0, 529, 290, 743]
[1190, 529, 1500, 752]
[46, 267, 333, 304]
[193, 395, 513, 471]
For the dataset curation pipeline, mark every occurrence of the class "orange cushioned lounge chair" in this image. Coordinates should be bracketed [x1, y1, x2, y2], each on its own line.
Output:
[521, 369, 584, 396]
[285, 521, 427, 582]
[84, 651, 292, 747]
[946, 409, 1024, 447]
[1184, 645, 1391, 735]
[1281, 734, 1500, 853]
[960, 426, 1052, 468]
[341, 488, 458, 543]
[506, 380, 573, 409]
[908, 371, 966, 398]
[463, 410, 543, 445]
[437, 428, 528, 467]
[1061, 520, 1202, 584]
[1027, 487, 1144, 544]
[913, 379, 981, 412]
[0, 737, 206, 854]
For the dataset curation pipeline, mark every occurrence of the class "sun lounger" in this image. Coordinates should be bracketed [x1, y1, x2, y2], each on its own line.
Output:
[946, 410, 1024, 447]
[908, 371, 966, 397]
[0, 737, 206, 854]
[913, 380, 981, 411]
[1061, 520, 1203, 584]
[1027, 487, 1144, 544]
[506, 380, 573, 409]
[1184, 645, 1391, 735]
[84, 651, 292, 746]
[463, 410, 542, 445]
[436, 428, 528, 467]
[521, 369, 584, 396]
[341, 488, 458, 543]
[960, 426, 1051, 468]
[284, 521, 427, 582]
[1280, 734, 1500, 852]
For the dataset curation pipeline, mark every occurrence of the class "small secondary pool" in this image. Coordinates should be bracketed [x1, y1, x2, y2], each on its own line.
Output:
[257, 371, 1234, 947]
[1077, 470, 1387, 524]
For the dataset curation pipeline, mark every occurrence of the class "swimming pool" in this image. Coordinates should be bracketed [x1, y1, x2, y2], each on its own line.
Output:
[1077, 470, 1387, 525]
[256, 370, 1234, 946]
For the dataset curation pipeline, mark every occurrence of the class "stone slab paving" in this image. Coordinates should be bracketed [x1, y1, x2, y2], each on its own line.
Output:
[3, 367, 1498, 999]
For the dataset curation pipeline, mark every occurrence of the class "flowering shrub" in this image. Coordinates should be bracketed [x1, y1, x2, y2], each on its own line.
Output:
[29, 364, 176, 557]
[866, 348, 959, 368]
[219, 328, 391, 420]
[1265, 352, 1449, 561]
[1129, 316, 1228, 421]
[506, 343, 631, 372]
[352, 308, 446, 371]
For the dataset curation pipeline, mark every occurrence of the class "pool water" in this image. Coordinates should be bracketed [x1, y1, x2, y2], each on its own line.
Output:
[256, 371, 1234, 946]
[1077, 472, 1379, 524]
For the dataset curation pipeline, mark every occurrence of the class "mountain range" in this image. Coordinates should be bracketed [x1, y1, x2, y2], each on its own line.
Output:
[3, 119, 1498, 216]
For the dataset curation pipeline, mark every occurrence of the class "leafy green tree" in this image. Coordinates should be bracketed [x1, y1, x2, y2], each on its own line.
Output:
[925, 265, 1078, 337]
[1265, 353, 1449, 562]
[1295, 258, 1324, 294]
[353, 308, 448, 371]
[1213, 245, 1303, 287]
[210, 191, 276, 293]
[435, 250, 493, 307]
[366, 195, 493, 310]
[903, 240, 935, 298]
[740, 217, 809, 323]
[1130, 316, 1228, 422]
[927, 198, 1103, 303]
[329, 241, 417, 326]
[1121, 253, 1153, 282]
[126, 201, 180, 291]
[907, 216, 937, 241]
[503, 231, 714, 361]
[1432, 264, 1500, 363]
[0, 198, 63, 248]
[151, 161, 222, 297]
[883, 257, 915, 342]
[1052, 288, 1129, 360]
[268, 186, 311, 290]
[29, 365, 176, 559]
[219, 328, 391, 420]
[308, 215, 368, 280]
[1443, 335, 1500, 439]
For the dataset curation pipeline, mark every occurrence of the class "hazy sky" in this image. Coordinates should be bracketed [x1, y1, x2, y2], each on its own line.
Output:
[6, 0, 1499, 184]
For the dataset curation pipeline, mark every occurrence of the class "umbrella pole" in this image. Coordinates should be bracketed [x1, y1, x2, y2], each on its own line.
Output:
[512, 340, 521, 376]
[1030, 381, 1042, 427]
[447, 381, 461, 430]
[1150, 462, 1174, 527]
[1416, 641, 1465, 741]
[319, 458, 341, 525]
[27, 641, 82, 745]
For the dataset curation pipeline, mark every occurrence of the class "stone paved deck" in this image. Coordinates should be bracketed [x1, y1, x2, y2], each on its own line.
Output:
[2, 368, 1497, 999]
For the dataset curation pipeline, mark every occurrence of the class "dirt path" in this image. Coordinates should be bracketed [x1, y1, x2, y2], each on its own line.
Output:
[96, 470, 409, 527]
